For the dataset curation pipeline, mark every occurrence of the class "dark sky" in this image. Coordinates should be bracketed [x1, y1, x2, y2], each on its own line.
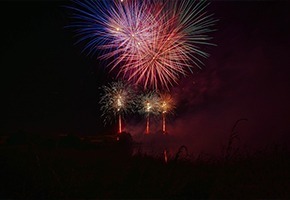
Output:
[1, 1, 110, 135]
[1, 1, 290, 151]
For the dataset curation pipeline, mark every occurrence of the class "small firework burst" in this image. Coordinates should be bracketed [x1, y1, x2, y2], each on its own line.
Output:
[138, 91, 160, 116]
[158, 93, 176, 133]
[137, 91, 160, 134]
[99, 81, 135, 133]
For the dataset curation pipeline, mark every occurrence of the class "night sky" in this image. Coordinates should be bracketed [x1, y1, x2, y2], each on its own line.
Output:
[1, 1, 290, 153]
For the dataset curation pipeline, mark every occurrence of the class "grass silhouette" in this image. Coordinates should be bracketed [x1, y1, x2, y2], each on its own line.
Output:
[0, 130, 289, 198]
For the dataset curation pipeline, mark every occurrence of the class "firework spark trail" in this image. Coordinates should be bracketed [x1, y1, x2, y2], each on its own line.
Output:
[99, 0, 157, 60]
[68, 0, 157, 62]
[68, 0, 216, 90]
[99, 81, 135, 133]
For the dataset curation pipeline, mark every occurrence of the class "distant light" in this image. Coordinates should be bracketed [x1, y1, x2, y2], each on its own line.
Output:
[164, 150, 168, 163]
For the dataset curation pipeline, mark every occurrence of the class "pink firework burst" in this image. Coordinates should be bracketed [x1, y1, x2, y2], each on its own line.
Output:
[69, 0, 216, 90]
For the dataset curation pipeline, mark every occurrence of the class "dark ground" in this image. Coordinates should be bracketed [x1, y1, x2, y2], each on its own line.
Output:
[0, 132, 289, 199]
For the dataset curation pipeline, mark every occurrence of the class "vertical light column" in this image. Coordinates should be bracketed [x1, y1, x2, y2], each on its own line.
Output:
[162, 112, 166, 133]
[118, 113, 122, 134]
[146, 115, 150, 134]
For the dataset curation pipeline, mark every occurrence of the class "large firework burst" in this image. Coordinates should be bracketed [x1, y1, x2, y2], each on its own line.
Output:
[68, 0, 216, 89]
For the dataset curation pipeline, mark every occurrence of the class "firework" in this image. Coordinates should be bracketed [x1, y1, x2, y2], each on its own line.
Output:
[67, 0, 157, 64]
[137, 91, 159, 134]
[158, 93, 176, 133]
[68, 0, 216, 90]
[99, 81, 135, 133]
